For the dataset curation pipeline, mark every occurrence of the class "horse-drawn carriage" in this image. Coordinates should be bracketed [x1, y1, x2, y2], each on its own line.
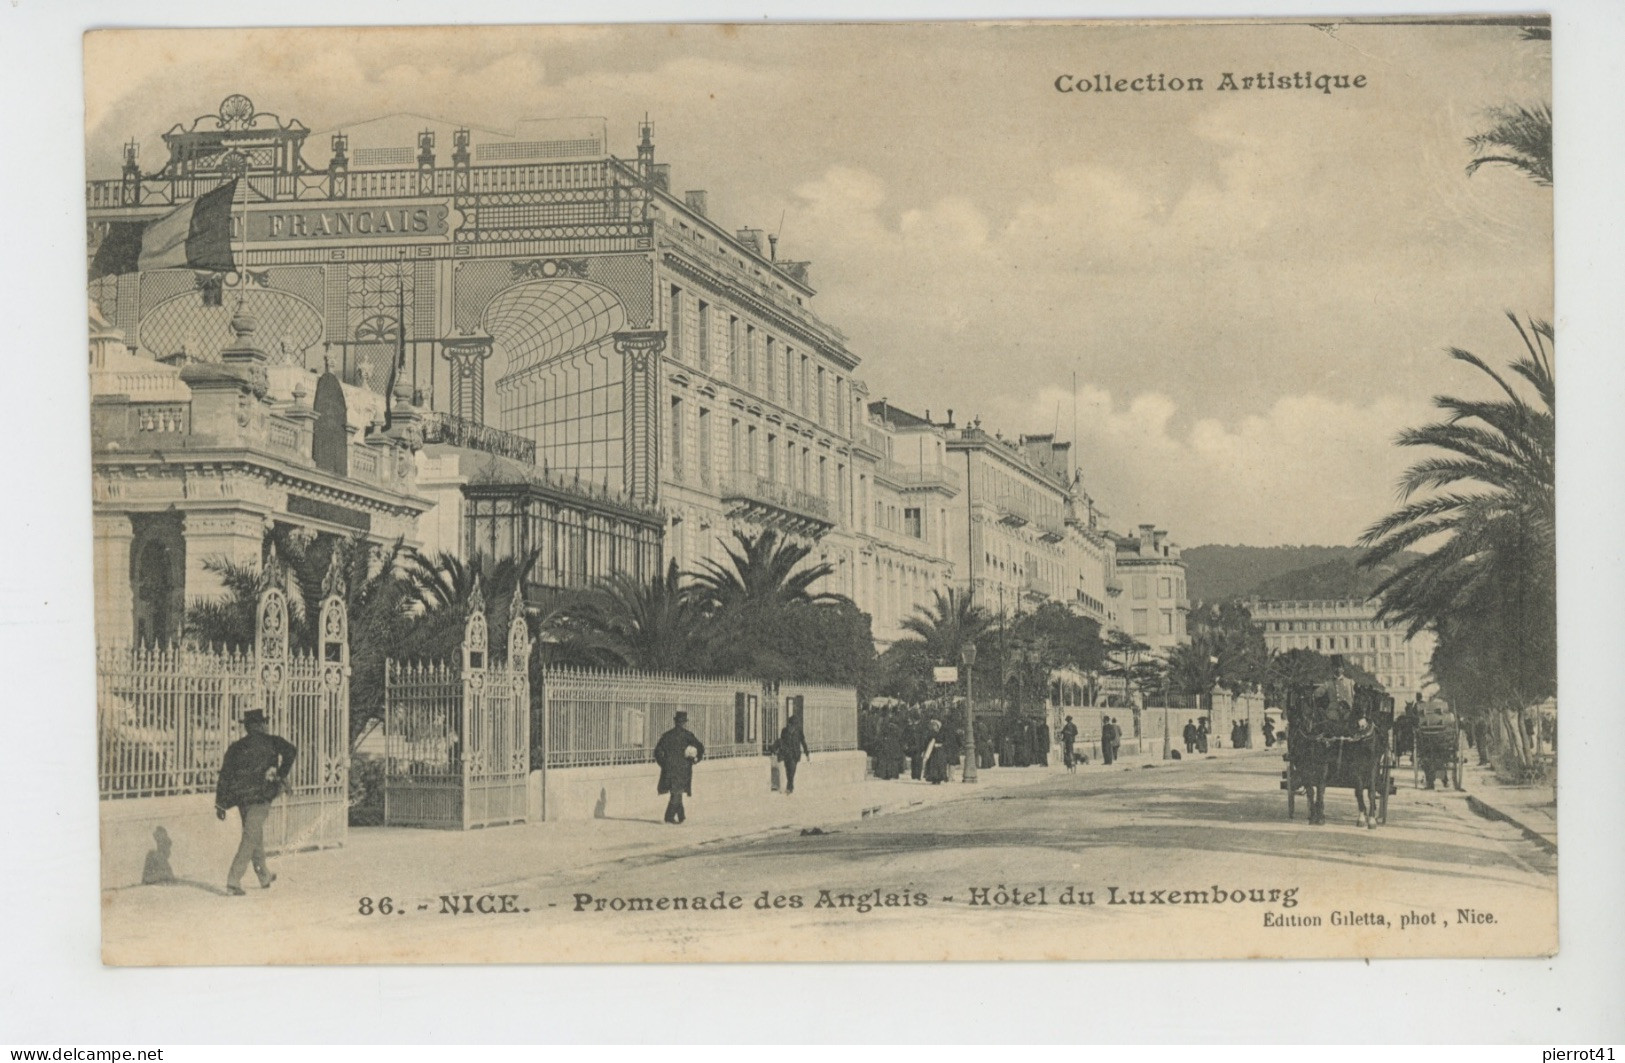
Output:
[1411, 698, 1463, 791]
[1280, 667, 1397, 827]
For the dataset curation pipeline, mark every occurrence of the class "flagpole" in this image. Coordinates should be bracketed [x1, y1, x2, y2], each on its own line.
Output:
[232, 168, 248, 312]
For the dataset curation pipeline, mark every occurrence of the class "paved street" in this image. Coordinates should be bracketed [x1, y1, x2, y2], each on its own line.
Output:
[104, 749, 1555, 965]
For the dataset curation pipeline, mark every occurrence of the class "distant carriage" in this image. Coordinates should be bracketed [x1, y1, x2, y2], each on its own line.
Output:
[1280, 667, 1397, 827]
[1412, 699, 1463, 791]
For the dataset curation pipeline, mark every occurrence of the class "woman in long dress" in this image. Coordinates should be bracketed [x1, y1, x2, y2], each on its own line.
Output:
[923, 719, 950, 784]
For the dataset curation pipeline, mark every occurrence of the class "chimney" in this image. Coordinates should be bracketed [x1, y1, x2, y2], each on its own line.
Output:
[736, 228, 764, 255]
[684, 190, 709, 217]
[768, 233, 778, 260]
[947, 408, 955, 428]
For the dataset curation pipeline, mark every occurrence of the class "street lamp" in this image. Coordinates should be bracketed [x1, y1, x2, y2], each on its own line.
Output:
[961, 643, 978, 783]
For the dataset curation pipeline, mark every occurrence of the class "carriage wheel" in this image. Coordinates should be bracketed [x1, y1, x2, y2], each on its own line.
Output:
[1286, 763, 1296, 819]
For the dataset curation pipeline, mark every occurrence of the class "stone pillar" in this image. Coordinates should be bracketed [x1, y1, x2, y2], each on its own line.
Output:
[183, 510, 267, 602]
[92, 512, 135, 645]
[615, 330, 667, 508]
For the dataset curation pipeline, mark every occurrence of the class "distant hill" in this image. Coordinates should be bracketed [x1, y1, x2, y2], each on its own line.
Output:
[1182, 545, 1361, 604]
[1180, 545, 1418, 605]
[1249, 554, 1413, 601]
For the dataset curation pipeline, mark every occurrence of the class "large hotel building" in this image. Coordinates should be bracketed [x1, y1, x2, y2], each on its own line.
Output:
[1248, 597, 1437, 701]
[86, 95, 1166, 648]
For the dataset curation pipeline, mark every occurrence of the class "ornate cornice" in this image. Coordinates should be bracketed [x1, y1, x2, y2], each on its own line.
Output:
[659, 249, 858, 371]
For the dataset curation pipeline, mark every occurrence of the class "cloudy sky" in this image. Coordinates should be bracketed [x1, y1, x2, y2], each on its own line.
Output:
[85, 20, 1552, 547]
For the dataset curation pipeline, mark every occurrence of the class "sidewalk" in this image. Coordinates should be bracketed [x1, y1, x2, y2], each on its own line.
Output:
[100, 745, 1271, 959]
[107, 747, 1251, 909]
[1454, 757, 1558, 853]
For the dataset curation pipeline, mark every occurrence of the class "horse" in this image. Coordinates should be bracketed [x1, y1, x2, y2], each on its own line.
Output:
[1289, 688, 1386, 828]
[1336, 715, 1385, 829]
[1392, 711, 1416, 765]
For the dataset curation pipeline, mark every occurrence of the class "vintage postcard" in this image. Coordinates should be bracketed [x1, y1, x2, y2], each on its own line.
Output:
[86, 17, 1556, 965]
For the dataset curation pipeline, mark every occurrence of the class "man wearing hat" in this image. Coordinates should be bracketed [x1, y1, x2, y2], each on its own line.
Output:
[214, 709, 298, 895]
[653, 710, 705, 824]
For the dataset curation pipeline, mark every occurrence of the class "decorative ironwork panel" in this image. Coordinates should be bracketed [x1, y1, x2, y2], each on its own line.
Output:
[539, 667, 770, 770]
[776, 682, 861, 754]
[382, 580, 529, 830]
[95, 577, 349, 854]
[453, 260, 515, 334]
[97, 645, 257, 800]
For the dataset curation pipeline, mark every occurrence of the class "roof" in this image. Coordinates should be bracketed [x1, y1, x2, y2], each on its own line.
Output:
[867, 401, 934, 430]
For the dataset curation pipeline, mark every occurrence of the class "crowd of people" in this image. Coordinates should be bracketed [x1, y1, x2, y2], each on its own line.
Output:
[860, 704, 1065, 781]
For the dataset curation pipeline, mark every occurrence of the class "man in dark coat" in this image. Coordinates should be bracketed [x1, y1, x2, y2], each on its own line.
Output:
[776, 713, 812, 794]
[922, 719, 950, 783]
[1059, 716, 1079, 772]
[214, 708, 297, 896]
[654, 710, 705, 823]
[906, 716, 926, 781]
[1100, 716, 1117, 766]
[1262, 715, 1277, 748]
[1183, 719, 1198, 754]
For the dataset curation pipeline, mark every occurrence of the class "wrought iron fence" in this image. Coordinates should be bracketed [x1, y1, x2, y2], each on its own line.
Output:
[383, 583, 531, 829]
[96, 556, 351, 852]
[97, 644, 257, 799]
[540, 669, 861, 769]
[776, 683, 861, 754]
[540, 667, 768, 769]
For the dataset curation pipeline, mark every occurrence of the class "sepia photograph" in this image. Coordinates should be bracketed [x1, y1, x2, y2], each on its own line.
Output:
[76, 16, 1562, 968]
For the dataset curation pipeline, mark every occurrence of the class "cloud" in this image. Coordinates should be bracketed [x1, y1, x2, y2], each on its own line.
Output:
[982, 383, 1432, 547]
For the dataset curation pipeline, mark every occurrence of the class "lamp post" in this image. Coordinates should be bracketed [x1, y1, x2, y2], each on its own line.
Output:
[961, 643, 978, 783]
[1161, 679, 1171, 761]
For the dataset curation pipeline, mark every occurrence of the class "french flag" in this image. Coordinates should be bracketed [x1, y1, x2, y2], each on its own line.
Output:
[89, 179, 238, 280]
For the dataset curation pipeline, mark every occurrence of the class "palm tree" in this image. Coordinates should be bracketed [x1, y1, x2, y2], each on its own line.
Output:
[1466, 103, 1553, 186]
[1358, 317, 1556, 755]
[546, 560, 715, 673]
[688, 528, 847, 614]
[688, 528, 851, 680]
[898, 588, 990, 664]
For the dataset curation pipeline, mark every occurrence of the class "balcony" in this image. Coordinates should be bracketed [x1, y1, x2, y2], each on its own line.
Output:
[719, 471, 835, 538]
[875, 458, 962, 493]
[852, 423, 889, 458]
[1036, 516, 1068, 543]
[997, 495, 1032, 527]
[421, 411, 536, 466]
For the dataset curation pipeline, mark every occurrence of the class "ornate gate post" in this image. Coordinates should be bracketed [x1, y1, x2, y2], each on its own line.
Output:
[460, 577, 489, 830]
[255, 545, 291, 722]
[254, 546, 292, 845]
[317, 551, 351, 842]
[508, 583, 533, 822]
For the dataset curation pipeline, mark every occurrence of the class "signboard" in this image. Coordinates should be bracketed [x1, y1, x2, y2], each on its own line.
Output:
[932, 666, 959, 684]
[231, 201, 455, 243]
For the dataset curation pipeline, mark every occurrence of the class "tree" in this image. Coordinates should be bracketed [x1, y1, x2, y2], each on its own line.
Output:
[1263, 647, 1338, 709]
[1466, 103, 1552, 186]
[689, 528, 845, 614]
[1171, 601, 1269, 696]
[1357, 317, 1556, 736]
[751, 599, 876, 687]
[184, 530, 420, 749]
[1464, 26, 1550, 188]
[898, 588, 991, 665]
[396, 548, 539, 664]
[545, 560, 716, 673]
[689, 528, 850, 682]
